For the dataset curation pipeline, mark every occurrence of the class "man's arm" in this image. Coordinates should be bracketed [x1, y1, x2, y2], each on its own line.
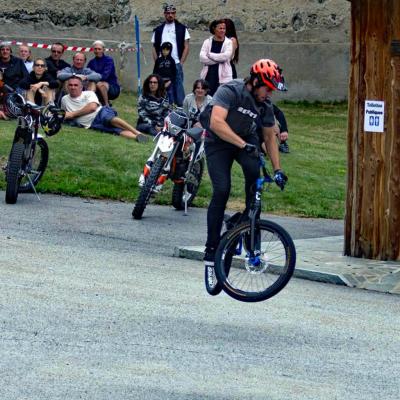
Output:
[64, 102, 98, 120]
[152, 46, 158, 63]
[180, 39, 190, 64]
[262, 126, 281, 171]
[210, 105, 247, 148]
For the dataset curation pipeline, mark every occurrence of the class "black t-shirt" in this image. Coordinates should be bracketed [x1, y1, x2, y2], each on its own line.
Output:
[153, 55, 176, 82]
[200, 79, 275, 140]
[45, 57, 70, 80]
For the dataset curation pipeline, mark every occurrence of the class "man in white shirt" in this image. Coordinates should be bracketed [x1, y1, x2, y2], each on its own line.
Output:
[151, 4, 190, 106]
[61, 76, 149, 142]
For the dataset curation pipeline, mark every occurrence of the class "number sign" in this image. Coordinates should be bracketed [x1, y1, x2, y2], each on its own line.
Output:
[364, 100, 385, 133]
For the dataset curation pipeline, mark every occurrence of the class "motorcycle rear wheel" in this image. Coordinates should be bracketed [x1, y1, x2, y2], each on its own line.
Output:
[132, 156, 166, 220]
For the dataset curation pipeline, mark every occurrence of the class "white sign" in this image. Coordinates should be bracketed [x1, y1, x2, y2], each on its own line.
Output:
[364, 100, 385, 133]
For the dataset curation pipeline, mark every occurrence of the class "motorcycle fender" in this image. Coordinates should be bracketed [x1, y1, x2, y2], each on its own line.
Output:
[158, 134, 175, 154]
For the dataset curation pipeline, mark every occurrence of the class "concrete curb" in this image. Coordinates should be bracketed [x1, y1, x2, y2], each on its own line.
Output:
[174, 236, 400, 295]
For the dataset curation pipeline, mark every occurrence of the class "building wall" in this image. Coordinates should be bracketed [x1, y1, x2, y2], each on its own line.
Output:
[0, 0, 351, 100]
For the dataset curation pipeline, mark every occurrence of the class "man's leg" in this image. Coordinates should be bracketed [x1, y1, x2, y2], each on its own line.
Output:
[205, 144, 236, 251]
[110, 117, 149, 142]
[87, 81, 96, 91]
[174, 63, 185, 107]
[96, 81, 109, 106]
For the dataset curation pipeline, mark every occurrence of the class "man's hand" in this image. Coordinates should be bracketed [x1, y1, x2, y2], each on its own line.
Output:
[273, 169, 288, 190]
[243, 143, 259, 158]
[279, 130, 289, 141]
[65, 111, 75, 120]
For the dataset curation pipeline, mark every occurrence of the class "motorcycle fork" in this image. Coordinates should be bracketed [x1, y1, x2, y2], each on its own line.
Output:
[155, 141, 180, 186]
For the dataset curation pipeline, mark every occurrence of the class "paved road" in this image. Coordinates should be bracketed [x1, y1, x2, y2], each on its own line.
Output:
[1, 193, 399, 400]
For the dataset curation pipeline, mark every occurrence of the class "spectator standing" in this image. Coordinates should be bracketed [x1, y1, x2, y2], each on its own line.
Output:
[136, 74, 169, 137]
[58, 52, 101, 91]
[183, 79, 212, 127]
[151, 4, 190, 107]
[199, 19, 233, 96]
[61, 76, 148, 142]
[224, 18, 239, 79]
[153, 41, 176, 104]
[87, 40, 120, 106]
[45, 42, 70, 80]
[19, 58, 58, 105]
[19, 45, 34, 73]
[0, 43, 29, 89]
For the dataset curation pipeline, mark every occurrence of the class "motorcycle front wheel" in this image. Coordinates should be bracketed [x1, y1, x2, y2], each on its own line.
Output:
[172, 158, 204, 210]
[215, 220, 296, 303]
[5, 142, 25, 204]
[132, 156, 166, 220]
[18, 138, 49, 193]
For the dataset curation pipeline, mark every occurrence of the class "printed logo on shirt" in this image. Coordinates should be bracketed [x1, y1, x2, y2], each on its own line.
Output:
[237, 106, 257, 119]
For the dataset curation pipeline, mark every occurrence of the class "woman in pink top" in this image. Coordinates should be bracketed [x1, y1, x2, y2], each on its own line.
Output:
[199, 19, 233, 95]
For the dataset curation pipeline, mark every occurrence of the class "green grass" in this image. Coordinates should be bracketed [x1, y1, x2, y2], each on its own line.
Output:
[0, 94, 348, 218]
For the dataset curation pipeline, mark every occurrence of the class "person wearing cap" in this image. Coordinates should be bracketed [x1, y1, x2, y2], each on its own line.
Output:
[153, 41, 176, 104]
[151, 4, 190, 107]
[87, 40, 121, 106]
[0, 43, 29, 89]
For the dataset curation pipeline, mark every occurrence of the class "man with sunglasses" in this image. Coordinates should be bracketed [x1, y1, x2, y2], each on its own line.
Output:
[151, 4, 190, 107]
[199, 59, 288, 293]
[45, 42, 70, 80]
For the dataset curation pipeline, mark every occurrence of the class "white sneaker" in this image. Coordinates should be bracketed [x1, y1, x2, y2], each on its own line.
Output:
[206, 266, 217, 289]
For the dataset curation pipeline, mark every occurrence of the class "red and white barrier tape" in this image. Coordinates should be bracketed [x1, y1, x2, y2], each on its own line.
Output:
[2, 39, 137, 53]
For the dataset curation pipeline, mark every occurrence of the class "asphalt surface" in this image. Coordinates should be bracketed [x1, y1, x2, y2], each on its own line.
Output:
[1, 192, 399, 400]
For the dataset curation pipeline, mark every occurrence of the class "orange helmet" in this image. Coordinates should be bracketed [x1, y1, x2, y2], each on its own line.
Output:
[250, 59, 287, 91]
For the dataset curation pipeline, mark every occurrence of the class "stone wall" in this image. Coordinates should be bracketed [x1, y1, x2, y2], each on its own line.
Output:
[0, 0, 351, 100]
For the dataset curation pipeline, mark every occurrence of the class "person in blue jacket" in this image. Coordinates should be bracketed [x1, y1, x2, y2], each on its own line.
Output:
[87, 40, 120, 106]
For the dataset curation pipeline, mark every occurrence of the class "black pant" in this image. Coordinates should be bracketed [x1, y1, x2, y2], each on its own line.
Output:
[205, 135, 260, 251]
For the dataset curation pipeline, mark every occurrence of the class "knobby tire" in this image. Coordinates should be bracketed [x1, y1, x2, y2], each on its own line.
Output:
[132, 156, 166, 220]
[5, 142, 25, 204]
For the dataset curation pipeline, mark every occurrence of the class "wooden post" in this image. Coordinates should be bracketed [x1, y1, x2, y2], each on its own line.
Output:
[345, 0, 400, 260]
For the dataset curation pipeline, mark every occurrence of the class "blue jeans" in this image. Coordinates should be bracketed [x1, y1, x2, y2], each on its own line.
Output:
[173, 63, 185, 107]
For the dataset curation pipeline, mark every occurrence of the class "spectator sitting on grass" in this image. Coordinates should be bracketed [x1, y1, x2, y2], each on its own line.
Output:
[58, 52, 101, 92]
[61, 76, 149, 142]
[45, 42, 70, 80]
[87, 40, 120, 106]
[18, 58, 58, 105]
[0, 43, 29, 90]
[136, 74, 169, 137]
[19, 44, 34, 73]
